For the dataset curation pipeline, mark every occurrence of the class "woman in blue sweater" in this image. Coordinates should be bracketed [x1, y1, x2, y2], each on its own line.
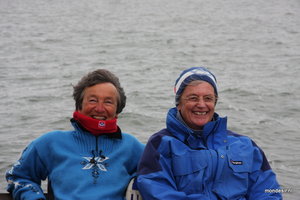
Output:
[137, 67, 282, 199]
[6, 69, 144, 200]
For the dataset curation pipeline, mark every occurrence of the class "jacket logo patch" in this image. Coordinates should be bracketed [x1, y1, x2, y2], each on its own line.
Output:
[98, 121, 106, 127]
[230, 159, 243, 165]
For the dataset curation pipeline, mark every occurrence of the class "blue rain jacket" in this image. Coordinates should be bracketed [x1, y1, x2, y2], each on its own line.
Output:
[137, 107, 282, 200]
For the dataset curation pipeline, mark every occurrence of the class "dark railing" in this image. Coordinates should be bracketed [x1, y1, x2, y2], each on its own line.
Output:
[0, 193, 50, 200]
[0, 193, 49, 200]
[0, 194, 11, 200]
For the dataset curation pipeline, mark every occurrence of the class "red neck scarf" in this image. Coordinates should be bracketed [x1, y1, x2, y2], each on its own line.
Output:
[73, 111, 118, 136]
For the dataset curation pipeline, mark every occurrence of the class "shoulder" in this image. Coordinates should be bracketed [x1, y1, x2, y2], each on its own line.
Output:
[227, 130, 254, 146]
[227, 130, 265, 151]
[226, 130, 259, 158]
[146, 129, 171, 147]
[120, 132, 145, 150]
[37, 130, 73, 139]
[33, 130, 74, 146]
[122, 132, 143, 144]
[226, 130, 271, 170]
[142, 129, 175, 157]
[118, 133, 145, 161]
[149, 129, 173, 142]
[18, 130, 74, 160]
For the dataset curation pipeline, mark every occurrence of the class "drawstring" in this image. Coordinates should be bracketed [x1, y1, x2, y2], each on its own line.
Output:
[90, 136, 99, 164]
[90, 150, 97, 164]
[99, 150, 106, 159]
[90, 136, 106, 163]
[90, 149, 106, 164]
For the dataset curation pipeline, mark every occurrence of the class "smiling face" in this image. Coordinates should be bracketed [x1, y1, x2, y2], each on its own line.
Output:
[79, 82, 119, 120]
[177, 81, 216, 129]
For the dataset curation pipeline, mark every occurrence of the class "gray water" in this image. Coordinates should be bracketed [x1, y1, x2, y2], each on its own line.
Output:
[0, 0, 299, 199]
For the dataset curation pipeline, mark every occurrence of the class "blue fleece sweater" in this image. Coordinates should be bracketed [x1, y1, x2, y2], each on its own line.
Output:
[6, 122, 145, 200]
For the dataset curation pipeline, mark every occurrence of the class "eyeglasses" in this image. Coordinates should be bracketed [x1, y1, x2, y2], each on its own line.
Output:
[183, 95, 217, 104]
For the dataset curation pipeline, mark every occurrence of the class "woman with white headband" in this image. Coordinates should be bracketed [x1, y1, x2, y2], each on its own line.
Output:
[137, 67, 282, 199]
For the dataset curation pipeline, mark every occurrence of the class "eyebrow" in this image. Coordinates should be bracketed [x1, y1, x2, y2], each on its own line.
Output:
[87, 95, 116, 101]
[86, 94, 98, 99]
[185, 94, 214, 97]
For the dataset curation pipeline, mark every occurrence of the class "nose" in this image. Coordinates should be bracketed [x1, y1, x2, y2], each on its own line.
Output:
[94, 102, 105, 112]
[196, 97, 206, 107]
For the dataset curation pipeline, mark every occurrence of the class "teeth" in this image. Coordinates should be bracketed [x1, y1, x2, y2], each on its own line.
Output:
[194, 112, 207, 115]
[93, 116, 107, 120]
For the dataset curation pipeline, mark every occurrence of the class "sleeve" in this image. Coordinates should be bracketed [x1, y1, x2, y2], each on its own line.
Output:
[137, 135, 204, 200]
[6, 141, 48, 200]
[246, 143, 282, 200]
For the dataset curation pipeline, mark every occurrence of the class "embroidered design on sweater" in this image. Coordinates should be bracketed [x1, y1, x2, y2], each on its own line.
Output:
[82, 156, 109, 171]
[81, 150, 109, 184]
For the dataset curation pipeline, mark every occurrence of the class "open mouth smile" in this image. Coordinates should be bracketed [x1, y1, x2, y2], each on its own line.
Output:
[193, 111, 208, 116]
[92, 116, 107, 120]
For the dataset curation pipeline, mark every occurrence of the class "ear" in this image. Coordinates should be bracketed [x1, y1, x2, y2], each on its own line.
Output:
[214, 96, 218, 106]
[176, 104, 182, 111]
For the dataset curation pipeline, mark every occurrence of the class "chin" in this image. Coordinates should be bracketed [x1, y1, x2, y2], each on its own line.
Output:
[193, 120, 209, 127]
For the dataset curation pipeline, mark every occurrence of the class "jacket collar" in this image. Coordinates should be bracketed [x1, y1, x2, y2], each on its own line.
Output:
[166, 107, 227, 149]
[70, 118, 122, 139]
